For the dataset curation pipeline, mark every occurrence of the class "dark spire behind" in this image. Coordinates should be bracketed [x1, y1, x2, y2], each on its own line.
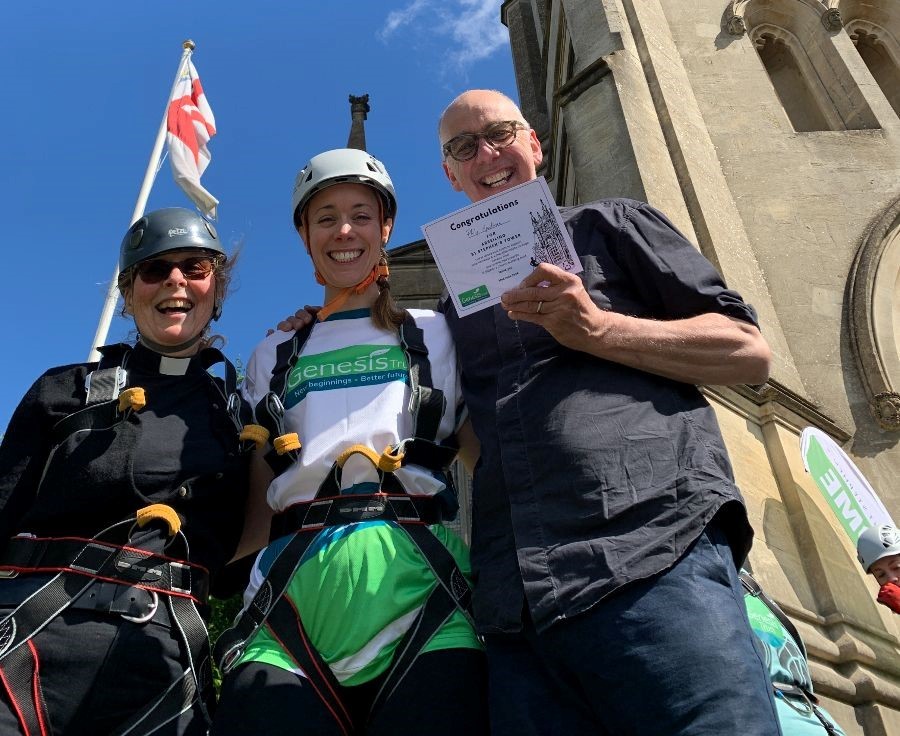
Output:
[347, 94, 370, 151]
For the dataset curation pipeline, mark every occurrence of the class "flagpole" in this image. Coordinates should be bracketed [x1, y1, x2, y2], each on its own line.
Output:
[87, 39, 196, 362]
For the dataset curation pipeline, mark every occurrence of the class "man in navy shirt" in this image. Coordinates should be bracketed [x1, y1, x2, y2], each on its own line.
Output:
[438, 89, 782, 735]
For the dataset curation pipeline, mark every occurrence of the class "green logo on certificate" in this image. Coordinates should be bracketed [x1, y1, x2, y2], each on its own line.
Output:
[459, 285, 490, 306]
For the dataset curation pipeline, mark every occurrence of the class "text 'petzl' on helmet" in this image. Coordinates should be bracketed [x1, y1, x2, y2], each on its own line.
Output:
[119, 207, 225, 274]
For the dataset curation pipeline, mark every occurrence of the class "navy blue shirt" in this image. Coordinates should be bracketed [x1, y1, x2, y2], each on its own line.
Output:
[440, 199, 757, 634]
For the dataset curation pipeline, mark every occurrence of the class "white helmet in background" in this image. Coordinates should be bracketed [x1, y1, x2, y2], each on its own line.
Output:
[857, 524, 900, 572]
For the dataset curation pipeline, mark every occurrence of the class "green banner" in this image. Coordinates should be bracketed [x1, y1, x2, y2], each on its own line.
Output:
[802, 434, 870, 544]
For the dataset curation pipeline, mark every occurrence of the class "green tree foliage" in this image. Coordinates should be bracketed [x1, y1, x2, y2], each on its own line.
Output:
[208, 594, 243, 692]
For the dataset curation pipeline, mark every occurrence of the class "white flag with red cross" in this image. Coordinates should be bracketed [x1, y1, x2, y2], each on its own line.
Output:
[167, 59, 218, 218]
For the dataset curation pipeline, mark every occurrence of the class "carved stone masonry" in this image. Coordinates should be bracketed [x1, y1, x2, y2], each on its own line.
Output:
[726, 0, 751, 36]
[727, 14, 747, 35]
[871, 392, 900, 431]
[822, 7, 843, 31]
[726, 1, 842, 36]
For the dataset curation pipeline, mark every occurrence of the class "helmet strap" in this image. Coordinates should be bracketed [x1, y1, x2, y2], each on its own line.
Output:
[138, 330, 206, 356]
[301, 195, 392, 322]
[316, 257, 389, 322]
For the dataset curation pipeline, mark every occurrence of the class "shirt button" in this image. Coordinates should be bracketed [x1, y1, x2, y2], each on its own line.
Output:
[178, 486, 188, 498]
[215, 472, 224, 480]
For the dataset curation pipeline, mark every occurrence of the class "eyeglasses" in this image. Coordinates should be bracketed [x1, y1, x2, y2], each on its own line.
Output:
[134, 256, 218, 284]
[441, 120, 530, 162]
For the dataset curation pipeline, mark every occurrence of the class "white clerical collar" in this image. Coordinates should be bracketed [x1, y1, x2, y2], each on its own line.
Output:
[158, 355, 192, 376]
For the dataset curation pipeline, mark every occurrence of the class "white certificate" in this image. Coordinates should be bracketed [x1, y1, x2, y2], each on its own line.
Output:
[422, 177, 582, 316]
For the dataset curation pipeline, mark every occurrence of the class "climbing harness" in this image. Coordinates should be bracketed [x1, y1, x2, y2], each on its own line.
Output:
[214, 313, 472, 735]
[0, 343, 253, 736]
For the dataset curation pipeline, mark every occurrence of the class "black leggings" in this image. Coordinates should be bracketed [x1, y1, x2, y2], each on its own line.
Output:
[211, 648, 489, 736]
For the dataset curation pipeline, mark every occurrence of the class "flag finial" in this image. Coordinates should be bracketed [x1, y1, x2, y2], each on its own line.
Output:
[183, 39, 196, 51]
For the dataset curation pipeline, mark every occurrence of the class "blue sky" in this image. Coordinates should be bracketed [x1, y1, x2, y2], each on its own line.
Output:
[0, 1, 516, 433]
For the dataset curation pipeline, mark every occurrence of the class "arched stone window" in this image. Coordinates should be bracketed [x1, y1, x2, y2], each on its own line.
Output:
[837, 0, 900, 119]
[752, 24, 841, 130]
[849, 198, 900, 431]
[727, 0, 879, 131]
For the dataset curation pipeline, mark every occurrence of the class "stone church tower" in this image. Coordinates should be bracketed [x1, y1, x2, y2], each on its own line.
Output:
[392, 1, 900, 731]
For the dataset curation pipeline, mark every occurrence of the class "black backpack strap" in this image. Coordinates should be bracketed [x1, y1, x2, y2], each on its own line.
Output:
[86, 343, 133, 404]
[254, 325, 315, 474]
[199, 347, 257, 449]
[771, 683, 842, 735]
[271, 323, 315, 400]
[398, 314, 445, 442]
[214, 530, 314, 672]
[215, 523, 473, 735]
[0, 641, 52, 736]
[265, 582, 354, 736]
[198, 346, 236, 393]
[740, 570, 807, 661]
[368, 524, 472, 720]
[51, 344, 134, 443]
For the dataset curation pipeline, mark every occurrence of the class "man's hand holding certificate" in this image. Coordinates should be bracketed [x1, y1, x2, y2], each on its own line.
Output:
[422, 177, 582, 316]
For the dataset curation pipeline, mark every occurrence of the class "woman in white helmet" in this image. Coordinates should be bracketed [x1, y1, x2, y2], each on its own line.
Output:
[857, 523, 900, 614]
[211, 148, 487, 736]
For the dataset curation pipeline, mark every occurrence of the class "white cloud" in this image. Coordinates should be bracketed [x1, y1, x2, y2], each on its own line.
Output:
[380, 0, 508, 71]
[440, 0, 509, 67]
[380, 0, 431, 40]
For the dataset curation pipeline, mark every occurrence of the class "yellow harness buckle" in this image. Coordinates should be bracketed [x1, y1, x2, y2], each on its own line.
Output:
[274, 433, 301, 455]
[240, 424, 270, 450]
[336, 444, 381, 468]
[378, 445, 404, 472]
[335, 444, 405, 472]
[118, 387, 146, 413]
[136, 504, 181, 537]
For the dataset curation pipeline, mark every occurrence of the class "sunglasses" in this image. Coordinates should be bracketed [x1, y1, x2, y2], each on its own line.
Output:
[441, 120, 529, 162]
[134, 256, 218, 284]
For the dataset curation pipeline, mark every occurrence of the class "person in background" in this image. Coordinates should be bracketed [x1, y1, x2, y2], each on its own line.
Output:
[857, 523, 900, 614]
[211, 148, 487, 736]
[0, 208, 252, 735]
[741, 569, 846, 735]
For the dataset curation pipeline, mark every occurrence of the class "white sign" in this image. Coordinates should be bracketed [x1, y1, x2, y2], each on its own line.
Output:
[422, 177, 582, 316]
[800, 426, 894, 542]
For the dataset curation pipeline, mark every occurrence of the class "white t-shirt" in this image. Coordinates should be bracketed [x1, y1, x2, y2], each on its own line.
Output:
[241, 307, 464, 510]
[237, 308, 477, 685]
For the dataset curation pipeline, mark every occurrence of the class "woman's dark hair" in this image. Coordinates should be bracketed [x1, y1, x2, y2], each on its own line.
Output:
[371, 249, 408, 332]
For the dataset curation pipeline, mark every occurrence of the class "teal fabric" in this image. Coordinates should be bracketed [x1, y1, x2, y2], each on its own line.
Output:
[743, 571, 846, 735]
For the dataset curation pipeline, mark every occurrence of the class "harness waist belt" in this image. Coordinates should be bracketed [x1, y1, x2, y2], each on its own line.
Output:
[0, 536, 209, 605]
[270, 492, 444, 540]
[71, 580, 161, 621]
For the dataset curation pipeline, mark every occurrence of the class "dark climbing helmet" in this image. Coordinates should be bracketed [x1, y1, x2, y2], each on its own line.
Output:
[119, 207, 224, 273]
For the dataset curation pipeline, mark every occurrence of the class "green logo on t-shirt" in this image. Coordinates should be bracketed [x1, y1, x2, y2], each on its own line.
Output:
[284, 344, 409, 408]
